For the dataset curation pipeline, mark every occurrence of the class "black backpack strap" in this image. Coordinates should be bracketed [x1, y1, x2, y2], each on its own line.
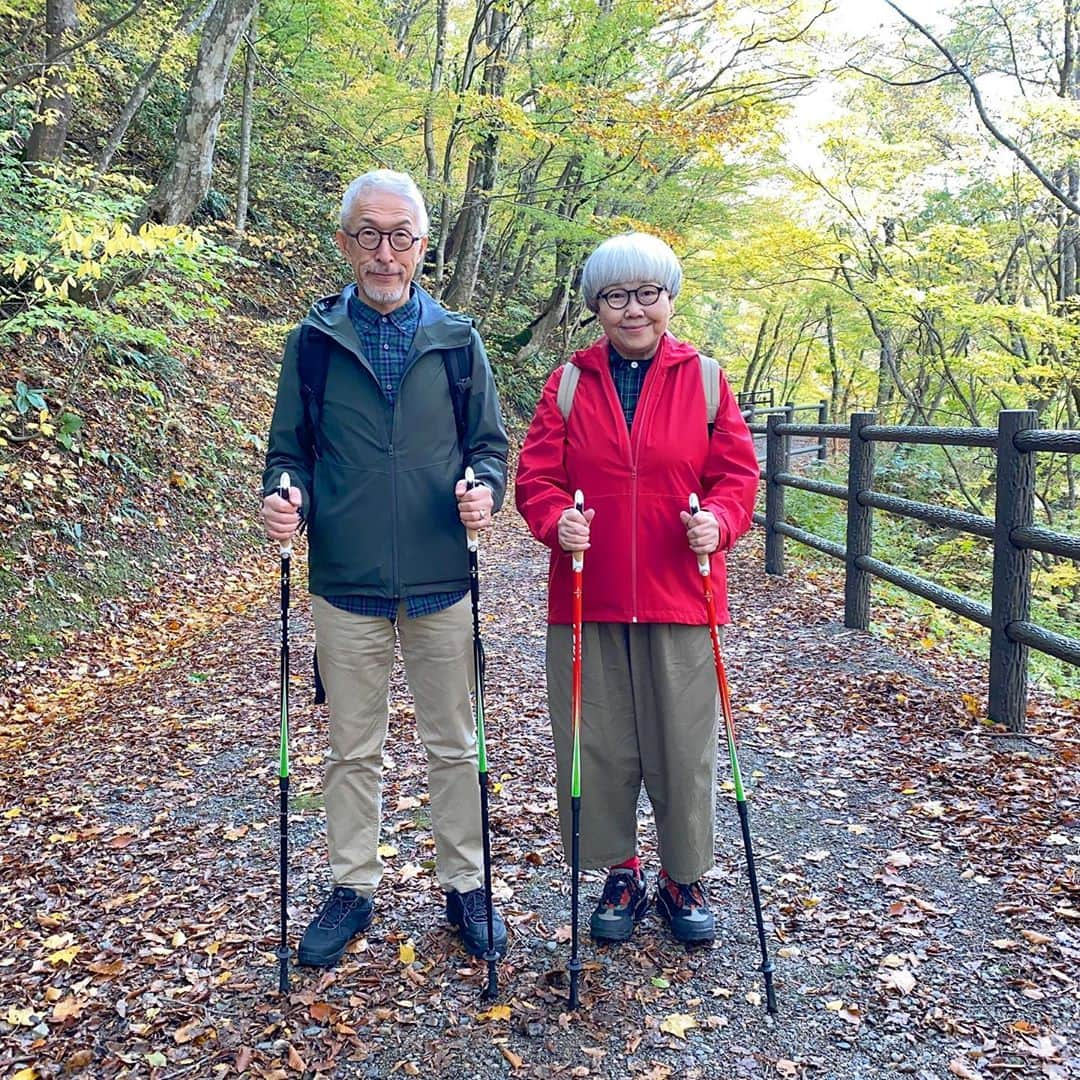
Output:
[442, 342, 473, 450]
[297, 324, 332, 459]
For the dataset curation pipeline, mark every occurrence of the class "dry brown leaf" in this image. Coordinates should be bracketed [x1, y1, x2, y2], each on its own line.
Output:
[949, 1057, 983, 1079]
[50, 995, 82, 1022]
[500, 1047, 524, 1069]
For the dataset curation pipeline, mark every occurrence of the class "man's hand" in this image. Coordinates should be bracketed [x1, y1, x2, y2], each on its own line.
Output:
[557, 503, 595, 553]
[680, 507, 720, 556]
[455, 477, 495, 531]
[262, 486, 302, 543]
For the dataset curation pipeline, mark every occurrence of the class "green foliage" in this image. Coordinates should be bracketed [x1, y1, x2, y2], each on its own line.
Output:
[782, 447, 1079, 695]
[0, 157, 240, 364]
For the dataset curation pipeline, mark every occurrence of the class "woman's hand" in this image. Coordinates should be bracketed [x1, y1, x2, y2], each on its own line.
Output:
[679, 507, 720, 556]
[558, 504, 596, 552]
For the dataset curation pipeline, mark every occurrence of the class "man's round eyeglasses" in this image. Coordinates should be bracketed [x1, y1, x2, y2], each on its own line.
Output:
[597, 284, 666, 310]
[344, 227, 421, 252]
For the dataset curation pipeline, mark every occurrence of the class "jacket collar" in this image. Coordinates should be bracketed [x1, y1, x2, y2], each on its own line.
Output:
[304, 282, 473, 357]
[571, 331, 697, 372]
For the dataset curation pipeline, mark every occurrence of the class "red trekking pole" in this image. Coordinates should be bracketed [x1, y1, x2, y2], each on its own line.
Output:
[568, 489, 585, 1009]
[689, 494, 777, 1014]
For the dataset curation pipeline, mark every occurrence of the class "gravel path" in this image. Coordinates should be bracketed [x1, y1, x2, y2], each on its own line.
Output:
[1, 493, 1077, 1080]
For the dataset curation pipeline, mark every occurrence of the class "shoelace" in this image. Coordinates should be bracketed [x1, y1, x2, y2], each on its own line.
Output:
[666, 879, 706, 912]
[600, 870, 639, 909]
[460, 889, 489, 922]
[316, 887, 361, 928]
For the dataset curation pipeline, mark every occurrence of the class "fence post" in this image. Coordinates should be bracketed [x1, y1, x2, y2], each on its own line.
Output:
[784, 400, 795, 428]
[817, 400, 828, 462]
[765, 411, 786, 575]
[989, 409, 1036, 732]
[844, 412, 876, 629]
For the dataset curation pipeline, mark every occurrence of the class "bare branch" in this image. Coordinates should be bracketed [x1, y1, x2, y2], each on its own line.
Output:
[844, 62, 953, 88]
[882, 0, 1080, 215]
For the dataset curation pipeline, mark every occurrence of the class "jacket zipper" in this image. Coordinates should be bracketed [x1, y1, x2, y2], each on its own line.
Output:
[627, 358, 664, 623]
[389, 374, 399, 597]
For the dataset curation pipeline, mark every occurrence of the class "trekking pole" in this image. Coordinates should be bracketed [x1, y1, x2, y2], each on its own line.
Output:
[276, 473, 292, 994]
[568, 489, 585, 1010]
[465, 466, 499, 1000]
[689, 494, 777, 1015]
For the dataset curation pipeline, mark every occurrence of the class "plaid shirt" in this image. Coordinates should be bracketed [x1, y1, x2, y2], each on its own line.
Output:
[348, 285, 420, 404]
[608, 345, 653, 428]
[326, 286, 465, 620]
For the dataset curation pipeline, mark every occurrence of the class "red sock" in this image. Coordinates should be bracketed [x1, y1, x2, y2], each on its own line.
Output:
[611, 856, 641, 874]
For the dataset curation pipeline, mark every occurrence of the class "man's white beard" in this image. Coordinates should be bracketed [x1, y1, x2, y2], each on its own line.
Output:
[361, 278, 405, 306]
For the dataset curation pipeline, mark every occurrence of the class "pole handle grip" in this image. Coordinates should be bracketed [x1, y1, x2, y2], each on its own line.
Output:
[465, 465, 479, 551]
[689, 493, 708, 574]
[278, 472, 293, 558]
[572, 489, 585, 572]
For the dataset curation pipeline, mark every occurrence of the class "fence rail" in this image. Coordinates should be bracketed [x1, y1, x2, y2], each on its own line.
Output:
[754, 408, 1080, 731]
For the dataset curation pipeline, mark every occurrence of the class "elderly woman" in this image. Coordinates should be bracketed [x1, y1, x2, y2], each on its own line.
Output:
[515, 232, 759, 945]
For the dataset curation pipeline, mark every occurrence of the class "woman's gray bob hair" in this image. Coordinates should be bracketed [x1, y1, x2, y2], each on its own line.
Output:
[340, 169, 430, 236]
[580, 232, 682, 313]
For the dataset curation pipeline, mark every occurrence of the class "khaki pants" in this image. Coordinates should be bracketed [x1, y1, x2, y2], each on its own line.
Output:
[312, 595, 482, 896]
[546, 622, 720, 883]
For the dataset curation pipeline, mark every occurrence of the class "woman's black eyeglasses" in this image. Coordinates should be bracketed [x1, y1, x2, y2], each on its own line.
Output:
[344, 227, 421, 252]
[597, 285, 666, 310]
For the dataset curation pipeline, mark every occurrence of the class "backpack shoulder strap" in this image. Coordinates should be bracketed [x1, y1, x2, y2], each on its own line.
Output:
[442, 343, 473, 450]
[297, 323, 332, 459]
[556, 361, 581, 422]
[699, 353, 720, 433]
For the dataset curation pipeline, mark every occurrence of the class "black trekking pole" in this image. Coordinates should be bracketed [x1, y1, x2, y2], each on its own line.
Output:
[276, 472, 292, 994]
[465, 466, 499, 1000]
[568, 489, 585, 1010]
[689, 494, 777, 1014]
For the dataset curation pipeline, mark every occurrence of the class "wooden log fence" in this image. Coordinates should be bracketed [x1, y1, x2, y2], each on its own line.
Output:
[746, 408, 1080, 732]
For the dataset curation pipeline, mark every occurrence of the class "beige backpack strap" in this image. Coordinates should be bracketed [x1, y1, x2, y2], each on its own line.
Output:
[556, 361, 581, 422]
[699, 353, 720, 427]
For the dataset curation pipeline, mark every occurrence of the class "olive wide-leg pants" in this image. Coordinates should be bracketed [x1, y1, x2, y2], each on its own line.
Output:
[545, 621, 720, 884]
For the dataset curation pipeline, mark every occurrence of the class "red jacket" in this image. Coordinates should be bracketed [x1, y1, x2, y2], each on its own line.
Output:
[515, 333, 759, 625]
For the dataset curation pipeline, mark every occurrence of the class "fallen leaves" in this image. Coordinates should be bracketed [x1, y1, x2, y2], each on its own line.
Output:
[659, 1012, 697, 1039]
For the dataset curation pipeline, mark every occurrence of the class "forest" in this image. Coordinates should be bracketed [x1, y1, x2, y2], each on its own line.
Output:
[2, 0, 1077, 689]
[1, 4, 1079, 1079]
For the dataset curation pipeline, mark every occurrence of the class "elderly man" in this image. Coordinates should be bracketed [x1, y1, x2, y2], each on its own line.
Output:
[261, 169, 509, 968]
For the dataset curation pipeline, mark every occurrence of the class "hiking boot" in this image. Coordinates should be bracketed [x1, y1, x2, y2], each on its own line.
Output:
[589, 867, 649, 943]
[297, 886, 374, 968]
[445, 888, 507, 958]
[655, 871, 715, 944]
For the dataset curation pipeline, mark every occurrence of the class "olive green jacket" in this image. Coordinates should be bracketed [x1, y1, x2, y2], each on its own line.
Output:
[262, 283, 508, 598]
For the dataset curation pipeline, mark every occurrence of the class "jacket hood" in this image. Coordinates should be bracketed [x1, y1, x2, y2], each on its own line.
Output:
[570, 332, 699, 373]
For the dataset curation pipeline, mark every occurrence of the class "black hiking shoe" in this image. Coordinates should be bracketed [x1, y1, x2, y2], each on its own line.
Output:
[298, 886, 374, 968]
[589, 867, 649, 943]
[655, 871, 715, 945]
[445, 888, 507, 958]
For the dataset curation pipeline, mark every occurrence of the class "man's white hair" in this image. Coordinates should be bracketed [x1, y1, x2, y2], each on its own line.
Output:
[340, 170, 429, 236]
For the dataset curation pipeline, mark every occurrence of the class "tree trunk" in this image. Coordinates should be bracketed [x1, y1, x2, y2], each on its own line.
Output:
[512, 244, 575, 364]
[143, 0, 257, 225]
[442, 1, 507, 311]
[24, 0, 79, 164]
[97, 4, 204, 174]
[423, 0, 448, 186]
[234, 0, 259, 232]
